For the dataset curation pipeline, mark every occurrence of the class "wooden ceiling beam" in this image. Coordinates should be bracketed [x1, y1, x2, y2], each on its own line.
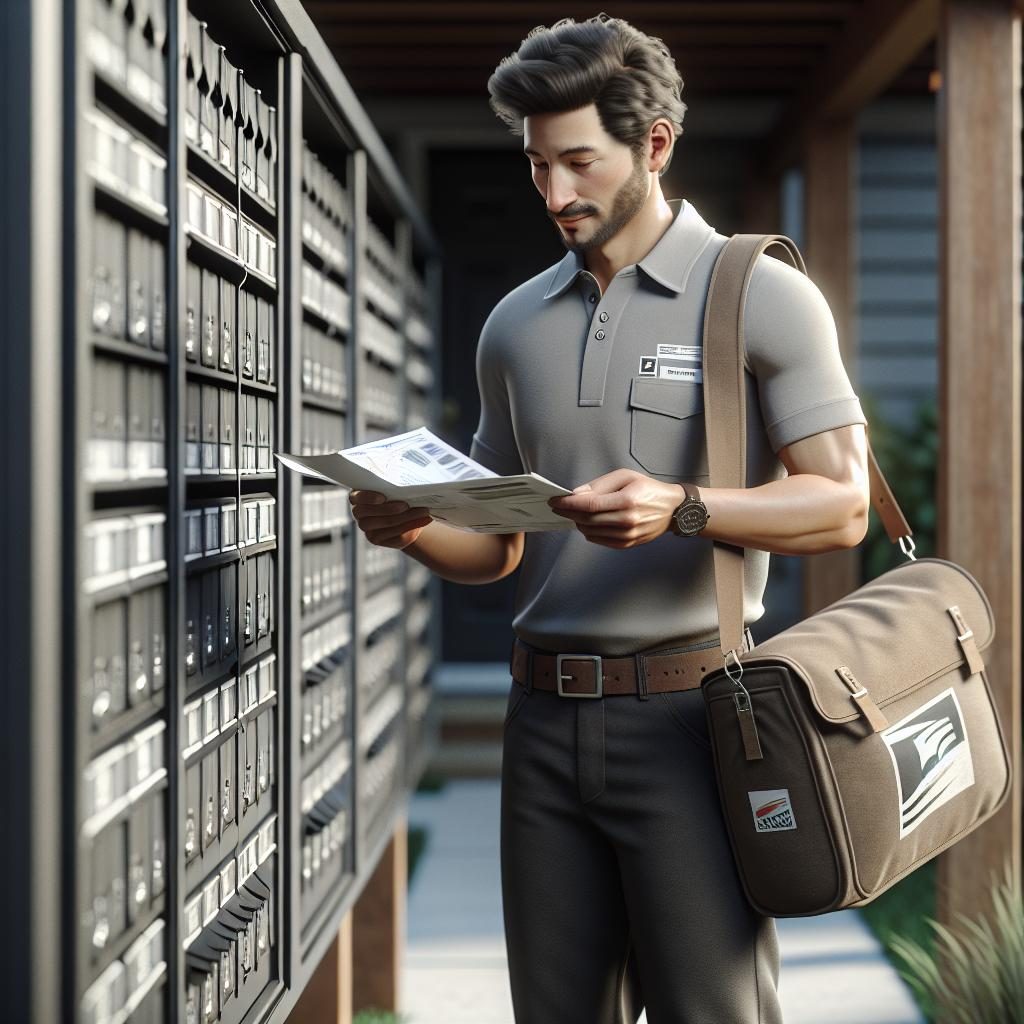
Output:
[337, 67, 811, 94]
[316, 24, 839, 47]
[303, 2, 857, 24]
[330, 45, 825, 69]
[753, 0, 940, 177]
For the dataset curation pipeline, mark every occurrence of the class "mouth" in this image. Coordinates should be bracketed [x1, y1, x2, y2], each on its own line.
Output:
[558, 214, 591, 227]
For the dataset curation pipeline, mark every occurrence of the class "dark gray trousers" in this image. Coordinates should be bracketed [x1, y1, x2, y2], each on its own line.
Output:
[499, 653, 784, 1024]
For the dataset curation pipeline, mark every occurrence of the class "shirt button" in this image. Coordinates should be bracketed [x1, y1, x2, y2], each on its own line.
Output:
[588, 294, 597, 303]
[595, 329, 606, 340]
[598, 311, 609, 323]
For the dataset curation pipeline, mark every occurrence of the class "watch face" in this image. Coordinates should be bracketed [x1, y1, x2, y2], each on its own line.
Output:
[676, 503, 707, 535]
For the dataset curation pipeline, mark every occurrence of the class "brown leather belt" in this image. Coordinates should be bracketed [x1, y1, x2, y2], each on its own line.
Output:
[509, 630, 755, 698]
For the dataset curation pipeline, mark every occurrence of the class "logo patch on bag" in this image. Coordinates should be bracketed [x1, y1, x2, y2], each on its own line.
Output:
[748, 789, 797, 832]
[638, 356, 658, 375]
[881, 687, 975, 839]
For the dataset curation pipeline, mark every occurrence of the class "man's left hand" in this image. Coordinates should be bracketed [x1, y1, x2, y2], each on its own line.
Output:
[547, 469, 684, 548]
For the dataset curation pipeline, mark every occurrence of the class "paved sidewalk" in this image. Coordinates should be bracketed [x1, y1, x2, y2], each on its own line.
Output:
[400, 779, 925, 1024]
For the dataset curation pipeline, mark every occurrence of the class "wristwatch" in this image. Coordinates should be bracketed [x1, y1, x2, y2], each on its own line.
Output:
[668, 482, 710, 537]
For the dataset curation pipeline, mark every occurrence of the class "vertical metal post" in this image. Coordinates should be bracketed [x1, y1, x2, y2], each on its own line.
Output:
[281, 49, 304, 992]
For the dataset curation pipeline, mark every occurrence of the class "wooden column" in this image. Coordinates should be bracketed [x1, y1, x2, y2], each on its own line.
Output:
[936, 0, 1022, 931]
[352, 816, 408, 1014]
[286, 912, 354, 1024]
[801, 116, 863, 613]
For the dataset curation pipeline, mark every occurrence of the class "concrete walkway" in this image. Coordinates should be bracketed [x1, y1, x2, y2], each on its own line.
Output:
[400, 779, 925, 1024]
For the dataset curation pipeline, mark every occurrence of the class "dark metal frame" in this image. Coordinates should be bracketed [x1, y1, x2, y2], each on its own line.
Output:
[3, 0, 443, 1018]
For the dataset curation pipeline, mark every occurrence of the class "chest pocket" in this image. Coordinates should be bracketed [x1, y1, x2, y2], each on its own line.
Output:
[628, 376, 708, 480]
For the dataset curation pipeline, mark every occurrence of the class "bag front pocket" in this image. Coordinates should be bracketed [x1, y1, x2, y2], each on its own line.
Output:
[628, 376, 707, 479]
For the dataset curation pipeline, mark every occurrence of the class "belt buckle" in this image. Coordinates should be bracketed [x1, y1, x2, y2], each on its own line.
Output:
[556, 654, 603, 698]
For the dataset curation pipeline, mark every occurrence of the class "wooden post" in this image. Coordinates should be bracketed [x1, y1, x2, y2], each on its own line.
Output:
[935, 0, 1022, 937]
[352, 815, 408, 1014]
[801, 116, 863, 613]
[286, 911, 354, 1024]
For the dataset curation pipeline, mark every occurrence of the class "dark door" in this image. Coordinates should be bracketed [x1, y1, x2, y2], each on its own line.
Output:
[428, 147, 564, 662]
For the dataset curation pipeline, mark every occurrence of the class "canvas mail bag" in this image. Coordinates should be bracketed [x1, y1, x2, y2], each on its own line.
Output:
[697, 233, 1013, 917]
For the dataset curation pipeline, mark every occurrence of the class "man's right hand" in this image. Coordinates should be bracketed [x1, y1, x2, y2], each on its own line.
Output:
[349, 490, 434, 550]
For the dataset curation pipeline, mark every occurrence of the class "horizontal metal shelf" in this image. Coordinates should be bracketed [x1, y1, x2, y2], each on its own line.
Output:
[186, 141, 238, 209]
[91, 332, 169, 366]
[92, 66, 169, 141]
[93, 176, 170, 234]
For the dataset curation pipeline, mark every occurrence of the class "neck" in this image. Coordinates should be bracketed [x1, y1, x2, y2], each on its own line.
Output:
[582, 184, 677, 293]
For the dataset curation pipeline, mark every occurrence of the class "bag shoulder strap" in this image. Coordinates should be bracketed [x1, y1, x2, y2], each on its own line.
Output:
[702, 232, 914, 659]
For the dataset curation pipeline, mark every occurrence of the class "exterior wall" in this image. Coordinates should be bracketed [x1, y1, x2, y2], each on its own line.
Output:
[856, 95, 939, 434]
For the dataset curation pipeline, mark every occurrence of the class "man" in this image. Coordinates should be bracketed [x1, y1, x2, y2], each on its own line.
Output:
[350, 14, 870, 1023]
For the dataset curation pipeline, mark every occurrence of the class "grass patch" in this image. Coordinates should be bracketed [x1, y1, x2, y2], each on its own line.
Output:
[858, 859, 937, 1022]
[353, 1010, 413, 1024]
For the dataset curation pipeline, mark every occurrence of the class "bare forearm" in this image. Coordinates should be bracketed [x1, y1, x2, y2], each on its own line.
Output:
[697, 474, 869, 555]
[404, 519, 521, 584]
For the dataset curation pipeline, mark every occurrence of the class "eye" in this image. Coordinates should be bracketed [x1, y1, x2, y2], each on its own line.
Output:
[529, 160, 593, 171]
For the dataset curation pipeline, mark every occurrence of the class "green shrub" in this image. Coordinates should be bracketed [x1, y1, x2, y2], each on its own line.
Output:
[407, 824, 428, 885]
[353, 1010, 412, 1024]
[858, 394, 938, 579]
[416, 770, 447, 792]
[889, 858, 1024, 1024]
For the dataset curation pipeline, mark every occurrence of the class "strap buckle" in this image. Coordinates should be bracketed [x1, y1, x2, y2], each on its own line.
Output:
[556, 654, 603, 698]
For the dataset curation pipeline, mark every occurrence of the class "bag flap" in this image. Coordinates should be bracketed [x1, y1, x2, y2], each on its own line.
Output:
[628, 377, 703, 419]
[741, 557, 995, 724]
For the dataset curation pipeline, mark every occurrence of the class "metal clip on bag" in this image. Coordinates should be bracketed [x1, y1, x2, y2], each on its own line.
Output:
[697, 233, 1013, 918]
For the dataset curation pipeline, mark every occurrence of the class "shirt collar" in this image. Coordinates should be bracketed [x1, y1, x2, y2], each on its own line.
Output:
[542, 198, 717, 300]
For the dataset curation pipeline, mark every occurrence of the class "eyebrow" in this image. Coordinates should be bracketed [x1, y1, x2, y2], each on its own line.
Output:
[523, 145, 598, 159]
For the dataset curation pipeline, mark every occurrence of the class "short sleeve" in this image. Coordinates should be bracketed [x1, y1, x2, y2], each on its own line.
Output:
[743, 253, 868, 455]
[469, 306, 525, 477]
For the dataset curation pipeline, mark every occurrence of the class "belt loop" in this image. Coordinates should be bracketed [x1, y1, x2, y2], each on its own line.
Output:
[634, 653, 650, 701]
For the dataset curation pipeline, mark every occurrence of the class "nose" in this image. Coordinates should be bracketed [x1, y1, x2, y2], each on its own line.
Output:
[544, 167, 577, 217]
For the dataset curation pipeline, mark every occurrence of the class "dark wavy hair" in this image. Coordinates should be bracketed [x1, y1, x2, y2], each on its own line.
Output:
[487, 13, 687, 176]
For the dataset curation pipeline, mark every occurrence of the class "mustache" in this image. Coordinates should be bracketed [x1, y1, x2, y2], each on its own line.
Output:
[551, 208, 597, 220]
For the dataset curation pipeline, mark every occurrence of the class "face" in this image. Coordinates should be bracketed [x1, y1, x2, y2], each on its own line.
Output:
[523, 103, 652, 253]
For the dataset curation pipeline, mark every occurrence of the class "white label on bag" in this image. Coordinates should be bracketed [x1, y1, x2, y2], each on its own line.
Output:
[880, 687, 975, 839]
[748, 789, 797, 832]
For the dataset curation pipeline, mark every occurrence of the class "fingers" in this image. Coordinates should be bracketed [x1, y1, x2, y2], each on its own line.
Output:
[575, 469, 638, 495]
[550, 479, 636, 515]
[554, 505, 641, 526]
[355, 507, 431, 530]
[348, 489, 432, 545]
[350, 489, 387, 506]
[351, 491, 427, 523]
[365, 515, 434, 547]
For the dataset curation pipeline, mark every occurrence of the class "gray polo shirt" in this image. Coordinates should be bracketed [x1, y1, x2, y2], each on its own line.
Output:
[469, 197, 867, 657]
